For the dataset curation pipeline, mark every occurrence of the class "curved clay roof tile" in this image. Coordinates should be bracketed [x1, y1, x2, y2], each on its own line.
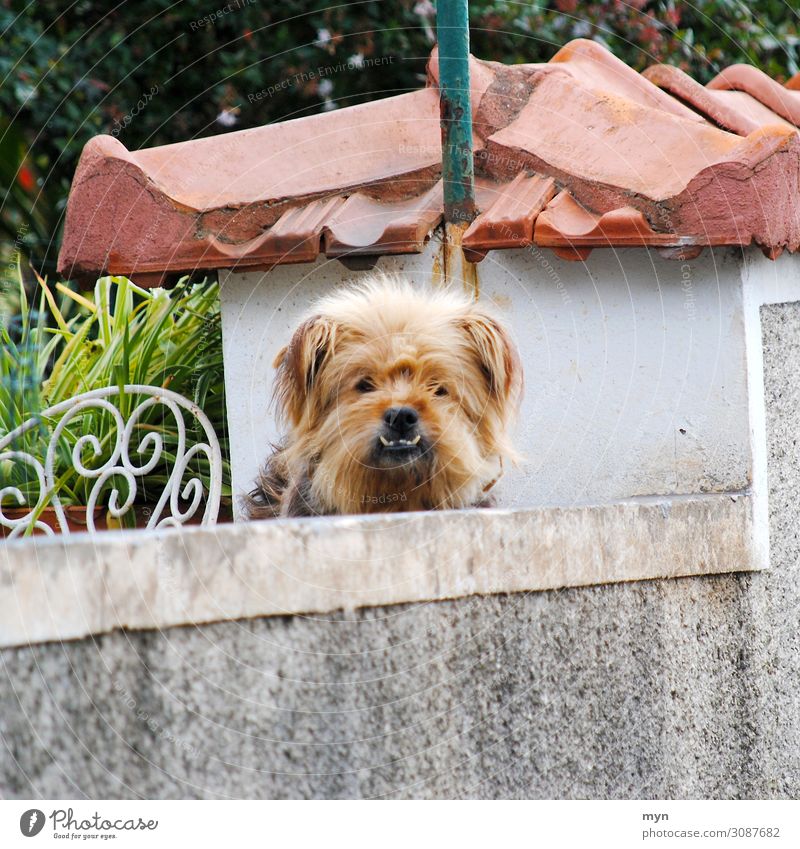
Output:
[707, 64, 800, 126]
[57, 40, 800, 285]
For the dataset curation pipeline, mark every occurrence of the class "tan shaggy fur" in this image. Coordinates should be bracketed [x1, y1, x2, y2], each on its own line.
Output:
[242, 275, 522, 519]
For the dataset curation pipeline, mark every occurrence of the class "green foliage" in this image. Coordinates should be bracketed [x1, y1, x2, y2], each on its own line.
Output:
[469, 1, 800, 80]
[0, 269, 230, 515]
[0, 115, 63, 275]
[2, 1, 799, 272]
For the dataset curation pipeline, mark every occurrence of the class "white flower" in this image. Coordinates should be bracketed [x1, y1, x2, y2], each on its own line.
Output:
[216, 108, 239, 127]
[348, 52, 365, 69]
[322, 98, 337, 112]
[315, 28, 332, 47]
[318, 79, 334, 97]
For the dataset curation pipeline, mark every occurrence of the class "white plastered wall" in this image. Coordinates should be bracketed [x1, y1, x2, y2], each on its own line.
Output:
[221, 238, 750, 508]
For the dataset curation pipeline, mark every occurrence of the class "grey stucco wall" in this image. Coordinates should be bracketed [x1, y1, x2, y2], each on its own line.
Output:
[1, 303, 799, 800]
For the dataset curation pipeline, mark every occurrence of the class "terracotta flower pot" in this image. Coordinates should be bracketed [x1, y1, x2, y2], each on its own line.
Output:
[0, 501, 233, 537]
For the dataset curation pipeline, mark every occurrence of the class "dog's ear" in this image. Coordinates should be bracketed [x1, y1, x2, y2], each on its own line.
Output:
[459, 307, 522, 410]
[273, 314, 338, 426]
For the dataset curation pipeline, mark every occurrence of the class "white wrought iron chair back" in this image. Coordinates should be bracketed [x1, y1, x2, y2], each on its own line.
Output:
[0, 385, 222, 538]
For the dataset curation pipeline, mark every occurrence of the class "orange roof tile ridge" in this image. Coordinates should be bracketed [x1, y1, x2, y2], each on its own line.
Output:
[708, 64, 800, 126]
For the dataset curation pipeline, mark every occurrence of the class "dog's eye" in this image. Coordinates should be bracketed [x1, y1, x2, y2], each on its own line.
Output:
[434, 385, 449, 397]
[356, 378, 375, 393]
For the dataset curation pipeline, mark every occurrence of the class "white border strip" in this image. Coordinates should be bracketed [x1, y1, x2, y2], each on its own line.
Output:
[0, 494, 759, 649]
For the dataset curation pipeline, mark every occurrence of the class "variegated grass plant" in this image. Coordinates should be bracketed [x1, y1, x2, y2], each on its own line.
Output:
[0, 267, 230, 529]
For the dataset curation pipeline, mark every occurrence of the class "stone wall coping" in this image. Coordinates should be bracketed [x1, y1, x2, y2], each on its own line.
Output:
[0, 493, 759, 649]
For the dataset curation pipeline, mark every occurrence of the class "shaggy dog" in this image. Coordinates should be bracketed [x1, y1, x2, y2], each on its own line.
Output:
[243, 275, 522, 518]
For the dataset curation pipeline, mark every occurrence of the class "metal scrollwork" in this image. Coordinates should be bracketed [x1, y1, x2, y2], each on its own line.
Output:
[0, 385, 222, 537]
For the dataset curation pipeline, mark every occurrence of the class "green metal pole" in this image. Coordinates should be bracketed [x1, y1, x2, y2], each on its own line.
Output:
[436, 0, 476, 224]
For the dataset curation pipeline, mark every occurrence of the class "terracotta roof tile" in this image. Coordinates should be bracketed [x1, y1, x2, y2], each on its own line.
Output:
[549, 38, 705, 123]
[483, 70, 744, 200]
[130, 88, 442, 210]
[706, 64, 800, 126]
[58, 39, 800, 285]
[325, 182, 443, 257]
[223, 195, 346, 268]
[535, 190, 689, 250]
[462, 173, 556, 252]
[643, 65, 773, 135]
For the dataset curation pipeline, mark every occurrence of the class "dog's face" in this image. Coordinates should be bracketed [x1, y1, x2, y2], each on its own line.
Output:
[274, 279, 521, 514]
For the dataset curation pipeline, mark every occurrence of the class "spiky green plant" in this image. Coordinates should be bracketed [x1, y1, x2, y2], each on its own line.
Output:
[1, 267, 230, 525]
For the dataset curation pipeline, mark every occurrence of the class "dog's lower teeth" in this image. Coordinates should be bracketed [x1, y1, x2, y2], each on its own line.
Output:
[380, 436, 421, 448]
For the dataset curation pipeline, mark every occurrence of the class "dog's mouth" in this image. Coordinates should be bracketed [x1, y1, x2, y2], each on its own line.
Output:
[373, 432, 427, 466]
[379, 434, 421, 450]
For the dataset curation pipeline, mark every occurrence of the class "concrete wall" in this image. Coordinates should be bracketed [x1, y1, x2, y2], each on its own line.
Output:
[1, 301, 798, 799]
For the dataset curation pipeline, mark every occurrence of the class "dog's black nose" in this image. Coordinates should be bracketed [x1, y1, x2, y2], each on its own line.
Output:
[383, 406, 419, 436]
